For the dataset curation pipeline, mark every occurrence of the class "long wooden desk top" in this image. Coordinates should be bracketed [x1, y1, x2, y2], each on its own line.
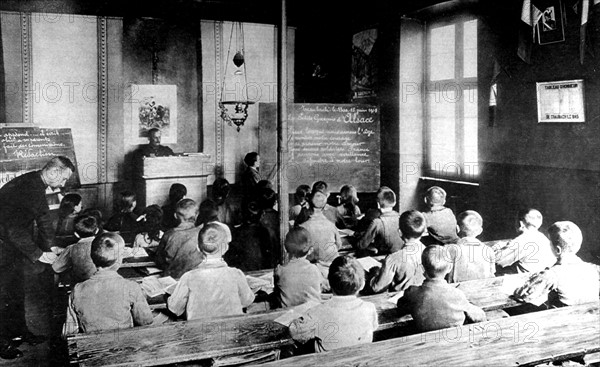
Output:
[68, 274, 528, 366]
[261, 302, 600, 367]
[68, 312, 293, 367]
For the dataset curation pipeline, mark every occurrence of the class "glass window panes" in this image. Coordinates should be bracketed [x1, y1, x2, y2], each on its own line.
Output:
[429, 24, 455, 81]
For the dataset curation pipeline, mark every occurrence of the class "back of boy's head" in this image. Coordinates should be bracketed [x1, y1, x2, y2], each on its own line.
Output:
[198, 199, 219, 224]
[169, 183, 187, 203]
[340, 185, 358, 204]
[284, 227, 312, 258]
[212, 178, 230, 201]
[547, 221, 582, 255]
[74, 215, 99, 238]
[295, 184, 311, 203]
[424, 186, 446, 207]
[328, 256, 364, 296]
[257, 180, 273, 191]
[457, 210, 483, 237]
[311, 181, 329, 195]
[118, 190, 136, 212]
[311, 191, 328, 209]
[59, 193, 82, 217]
[422, 245, 452, 279]
[142, 204, 163, 228]
[91, 232, 125, 268]
[176, 198, 199, 223]
[258, 188, 277, 210]
[518, 208, 543, 230]
[376, 186, 396, 208]
[198, 222, 228, 256]
[399, 210, 426, 239]
[80, 208, 104, 230]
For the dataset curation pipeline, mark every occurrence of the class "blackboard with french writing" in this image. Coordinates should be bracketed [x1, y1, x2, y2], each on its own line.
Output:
[0, 127, 80, 188]
[287, 103, 380, 192]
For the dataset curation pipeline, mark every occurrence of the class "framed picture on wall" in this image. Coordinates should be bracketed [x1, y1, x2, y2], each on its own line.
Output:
[129, 84, 178, 145]
[536, 79, 585, 123]
[536, 0, 565, 45]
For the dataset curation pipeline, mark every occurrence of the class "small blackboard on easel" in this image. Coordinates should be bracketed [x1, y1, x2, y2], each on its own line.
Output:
[0, 127, 80, 189]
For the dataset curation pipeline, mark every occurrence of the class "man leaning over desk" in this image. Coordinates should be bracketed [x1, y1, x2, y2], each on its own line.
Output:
[136, 128, 175, 158]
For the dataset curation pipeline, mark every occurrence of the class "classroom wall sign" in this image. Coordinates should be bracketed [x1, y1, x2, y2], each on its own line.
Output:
[536, 79, 585, 123]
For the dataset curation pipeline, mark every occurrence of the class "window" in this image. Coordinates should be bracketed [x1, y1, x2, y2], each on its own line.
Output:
[425, 18, 478, 180]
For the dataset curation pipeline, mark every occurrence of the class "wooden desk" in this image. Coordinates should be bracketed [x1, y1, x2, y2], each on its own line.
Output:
[261, 302, 600, 367]
[120, 256, 156, 269]
[68, 312, 292, 367]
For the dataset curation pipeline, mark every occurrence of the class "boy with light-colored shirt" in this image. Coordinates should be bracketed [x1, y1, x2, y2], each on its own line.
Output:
[514, 221, 599, 307]
[422, 186, 459, 245]
[52, 215, 100, 283]
[370, 210, 427, 293]
[397, 245, 486, 332]
[168, 223, 255, 319]
[494, 208, 557, 275]
[289, 256, 378, 352]
[155, 199, 204, 279]
[447, 210, 495, 283]
[274, 227, 322, 308]
[62, 233, 153, 336]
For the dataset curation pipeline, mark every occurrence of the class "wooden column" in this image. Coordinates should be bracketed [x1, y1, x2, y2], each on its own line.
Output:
[277, 0, 289, 264]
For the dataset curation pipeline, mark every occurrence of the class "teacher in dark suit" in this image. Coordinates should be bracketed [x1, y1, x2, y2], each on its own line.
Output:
[0, 156, 75, 359]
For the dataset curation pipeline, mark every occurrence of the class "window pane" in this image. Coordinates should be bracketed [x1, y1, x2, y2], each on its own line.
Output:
[430, 90, 457, 174]
[464, 89, 478, 177]
[429, 24, 455, 81]
[463, 20, 477, 78]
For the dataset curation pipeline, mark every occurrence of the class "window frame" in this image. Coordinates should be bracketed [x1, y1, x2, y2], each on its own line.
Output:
[423, 14, 479, 182]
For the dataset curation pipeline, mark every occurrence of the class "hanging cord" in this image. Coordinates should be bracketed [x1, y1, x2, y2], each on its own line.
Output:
[220, 22, 236, 101]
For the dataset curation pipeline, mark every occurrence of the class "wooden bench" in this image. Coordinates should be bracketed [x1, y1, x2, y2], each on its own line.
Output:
[68, 273, 528, 366]
[260, 302, 600, 367]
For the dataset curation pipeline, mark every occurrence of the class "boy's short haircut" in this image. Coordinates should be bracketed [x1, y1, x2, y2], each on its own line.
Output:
[376, 186, 396, 208]
[422, 245, 451, 279]
[295, 185, 310, 203]
[244, 152, 259, 167]
[425, 186, 446, 206]
[284, 227, 312, 258]
[258, 188, 277, 210]
[74, 215, 99, 237]
[176, 198, 199, 223]
[118, 190, 136, 212]
[457, 210, 483, 237]
[399, 210, 426, 239]
[328, 256, 365, 296]
[80, 208, 104, 229]
[198, 222, 228, 255]
[311, 191, 328, 209]
[548, 221, 582, 254]
[518, 208, 543, 229]
[198, 199, 219, 224]
[311, 181, 329, 195]
[90, 232, 124, 268]
[169, 183, 187, 203]
[212, 178, 230, 201]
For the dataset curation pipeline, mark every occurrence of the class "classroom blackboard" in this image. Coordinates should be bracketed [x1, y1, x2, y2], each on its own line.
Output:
[0, 127, 80, 189]
[258, 103, 380, 193]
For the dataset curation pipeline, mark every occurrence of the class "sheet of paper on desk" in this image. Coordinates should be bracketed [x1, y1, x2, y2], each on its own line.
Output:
[274, 300, 321, 326]
[246, 275, 272, 293]
[500, 275, 527, 295]
[141, 266, 162, 275]
[338, 228, 355, 237]
[356, 256, 381, 271]
[386, 291, 405, 305]
[142, 276, 177, 298]
[131, 247, 149, 258]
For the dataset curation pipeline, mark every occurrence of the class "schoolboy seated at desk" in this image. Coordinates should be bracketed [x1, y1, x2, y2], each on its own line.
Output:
[289, 256, 378, 352]
[397, 245, 486, 332]
[52, 215, 100, 284]
[355, 186, 403, 255]
[294, 181, 345, 229]
[62, 233, 153, 337]
[447, 210, 495, 283]
[167, 223, 255, 319]
[369, 210, 426, 293]
[421, 186, 459, 245]
[273, 227, 322, 308]
[494, 208, 557, 275]
[514, 221, 599, 308]
[155, 198, 204, 279]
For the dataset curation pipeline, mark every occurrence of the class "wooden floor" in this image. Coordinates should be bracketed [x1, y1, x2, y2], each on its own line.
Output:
[0, 265, 69, 367]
